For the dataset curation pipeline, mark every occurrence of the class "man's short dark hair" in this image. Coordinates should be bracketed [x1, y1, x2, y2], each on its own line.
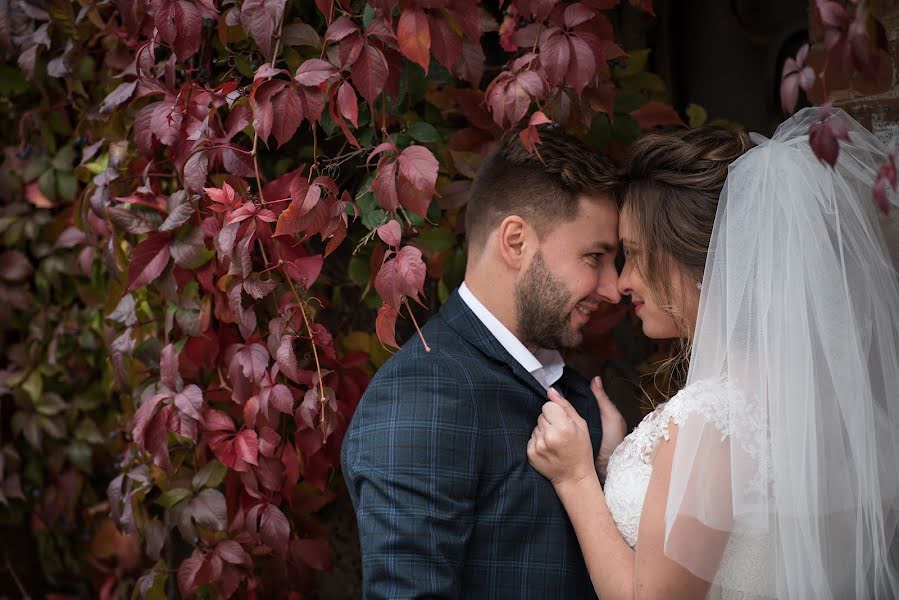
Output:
[464, 125, 618, 251]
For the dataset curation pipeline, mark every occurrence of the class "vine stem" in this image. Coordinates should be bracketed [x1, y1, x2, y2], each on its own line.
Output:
[252, 132, 266, 205]
[404, 298, 431, 352]
[273, 245, 329, 438]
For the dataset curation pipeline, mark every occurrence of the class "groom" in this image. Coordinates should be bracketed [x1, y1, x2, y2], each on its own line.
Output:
[342, 126, 622, 598]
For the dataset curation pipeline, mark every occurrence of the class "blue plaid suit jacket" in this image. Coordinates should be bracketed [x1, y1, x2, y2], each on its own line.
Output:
[342, 289, 602, 599]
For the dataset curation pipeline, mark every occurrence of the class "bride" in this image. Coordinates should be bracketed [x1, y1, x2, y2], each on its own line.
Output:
[527, 107, 899, 599]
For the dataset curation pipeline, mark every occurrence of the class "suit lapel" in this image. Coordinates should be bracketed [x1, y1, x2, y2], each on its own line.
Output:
[440, 290, 549, 399]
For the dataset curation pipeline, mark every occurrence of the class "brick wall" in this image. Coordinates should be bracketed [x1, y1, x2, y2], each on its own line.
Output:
[822, 1, 899, 263]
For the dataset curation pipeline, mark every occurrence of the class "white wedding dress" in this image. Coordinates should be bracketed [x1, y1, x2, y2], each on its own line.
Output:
[603, 378, 776, 599]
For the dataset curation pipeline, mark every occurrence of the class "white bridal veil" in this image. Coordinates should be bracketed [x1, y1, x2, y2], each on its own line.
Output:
[664, 108, 899, 598]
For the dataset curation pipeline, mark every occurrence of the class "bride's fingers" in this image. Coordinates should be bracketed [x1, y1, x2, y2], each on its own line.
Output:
[542, 401, 569, 425]
[591, 376, 616, 415]
[537, 413, 550, 433]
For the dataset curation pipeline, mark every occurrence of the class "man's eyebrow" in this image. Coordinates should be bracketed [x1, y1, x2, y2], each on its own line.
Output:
[586, 241, 617, 253]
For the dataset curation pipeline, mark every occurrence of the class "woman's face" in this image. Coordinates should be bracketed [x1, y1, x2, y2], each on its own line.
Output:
[617, 210, 696, 340]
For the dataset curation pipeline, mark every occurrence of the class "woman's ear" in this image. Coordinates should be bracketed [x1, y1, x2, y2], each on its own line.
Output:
[497, 215, 537, 271]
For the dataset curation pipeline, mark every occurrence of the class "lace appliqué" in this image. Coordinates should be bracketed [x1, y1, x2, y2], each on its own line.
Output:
[603, 378, 775, 599]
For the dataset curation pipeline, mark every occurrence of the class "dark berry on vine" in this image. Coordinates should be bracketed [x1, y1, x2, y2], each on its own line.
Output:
[250, 59, 259, 71]
[74, 136, 87, 149]
[202, 17, 215, 29]
[198, 67, 209, 85]
[517, 18, 527, 28]
[501, 64, 509, 71]
[16, 144, 31, 159]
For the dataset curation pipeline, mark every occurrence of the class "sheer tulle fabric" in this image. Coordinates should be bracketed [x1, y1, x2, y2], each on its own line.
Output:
[664, 108, 899, 598]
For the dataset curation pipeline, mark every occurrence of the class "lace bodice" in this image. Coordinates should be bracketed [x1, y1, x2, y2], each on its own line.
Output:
[603, 378, 776, 599]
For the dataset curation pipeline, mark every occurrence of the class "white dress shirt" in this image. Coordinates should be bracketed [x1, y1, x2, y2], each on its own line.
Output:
[458, 282, 565, 390]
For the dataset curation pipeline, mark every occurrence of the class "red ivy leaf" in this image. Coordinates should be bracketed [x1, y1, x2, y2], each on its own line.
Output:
[372, 158, 399, 212]
[519, 110, 552, 155]
[216, 540, 252, 567]
[177, 551, 206, 598]
[174, 385, 203, 421]
[429, 15, 462, 71]
[351, 44, 389, 105]
[271, 86, 304, 147]
[146, 405, 172, 470]
[454, 39, 485, 87]
[240, 0, 287, 60]
[295, 59, 338, 87]
[251, 79, 287, 147]
[249, 503, 290, 555]
[290, 538, 333, 571]
[630, 101, 685, 128]
[375, 303, 400, 348]
[375, 245, 426, 309]
[325, 16, 359, 42]
[160, 343, 181, 390]
[235, 429, 259, 466]
[337, 81, 358, 128]
[397, 9, 431, 73]
[872, 155, 897, 215]
[809, 105, 850, 167]
[127, 233, 172, 292]
[132, 393, 167, 449]
[155, 0, 201, 62]
[564, 3, 595, 28]
[398, 145, 439, 193]
[377, 219, 402, 247]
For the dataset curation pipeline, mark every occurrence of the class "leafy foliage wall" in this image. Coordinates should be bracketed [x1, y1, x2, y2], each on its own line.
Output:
[1, 0, 891, 597]
[0, 0, 678, 596]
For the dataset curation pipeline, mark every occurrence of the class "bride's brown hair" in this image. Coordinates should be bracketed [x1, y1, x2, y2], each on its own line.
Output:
[618, 126, 753, 388]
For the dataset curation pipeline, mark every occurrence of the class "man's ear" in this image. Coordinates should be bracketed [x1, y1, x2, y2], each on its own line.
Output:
[497, 215, 537, 270]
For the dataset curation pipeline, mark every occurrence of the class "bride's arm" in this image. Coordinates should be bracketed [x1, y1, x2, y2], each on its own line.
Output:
[529, 389, 727, 600]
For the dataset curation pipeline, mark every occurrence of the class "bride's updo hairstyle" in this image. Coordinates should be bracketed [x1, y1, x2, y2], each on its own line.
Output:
[618, 126, 753, 339]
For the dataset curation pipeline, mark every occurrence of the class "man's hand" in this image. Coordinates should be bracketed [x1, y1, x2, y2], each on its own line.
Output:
[592, 376, 627, 479]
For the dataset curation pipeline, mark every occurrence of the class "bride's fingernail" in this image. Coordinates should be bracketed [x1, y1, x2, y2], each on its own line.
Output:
[593, 376, 603, 388]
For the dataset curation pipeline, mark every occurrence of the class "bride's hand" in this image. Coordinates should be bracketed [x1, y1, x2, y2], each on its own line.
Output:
[593, 376, 627, 479]
[527, 388, 596, 488]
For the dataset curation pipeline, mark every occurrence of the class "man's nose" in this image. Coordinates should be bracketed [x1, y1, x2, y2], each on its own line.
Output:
[598, 271, 621, 304]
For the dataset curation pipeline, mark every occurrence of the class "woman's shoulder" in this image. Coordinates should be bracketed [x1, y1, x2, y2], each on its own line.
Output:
[662, 377, 765, 458]
[662, 377, 742, 433]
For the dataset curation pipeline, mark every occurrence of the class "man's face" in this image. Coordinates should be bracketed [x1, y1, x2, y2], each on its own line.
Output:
[514, 195, 621, 350]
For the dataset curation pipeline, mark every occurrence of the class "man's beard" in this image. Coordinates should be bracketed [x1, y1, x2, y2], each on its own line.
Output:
[514, 250, 580, 350]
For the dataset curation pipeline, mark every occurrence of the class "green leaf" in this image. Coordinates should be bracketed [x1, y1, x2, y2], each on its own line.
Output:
[407, 122, 440, 143]
[38, 169, 57, 203]
[156, 488, 192, 509]
[321, 110, 337, 137]
[588, 113, 611, 151]
[0, 65, 28, 95]
[51, 146, 76, 171]
[192, 460, 228, 491]
[415, 227, 455, 252]
[357, 190, 388, 230]
[613, 90, 647, 115]
[362, 3, 376, 25]
[21, 371, 43, 404]
[611, 114, 641, 145]
[348, 256, 370, 287]
[74, 419, 104, 444]
[687, 103, 708, 128]
[612, 49, 651, 78]
[56, 171, 78, 202]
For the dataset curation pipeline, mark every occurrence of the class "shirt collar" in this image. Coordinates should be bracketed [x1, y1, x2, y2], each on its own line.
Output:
[458, 282, 565, 389]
